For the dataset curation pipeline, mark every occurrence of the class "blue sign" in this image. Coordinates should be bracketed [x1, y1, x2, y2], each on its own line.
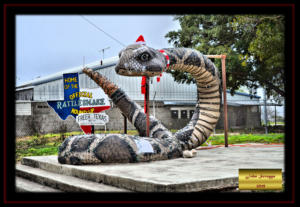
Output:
[48, 73, 80, 120]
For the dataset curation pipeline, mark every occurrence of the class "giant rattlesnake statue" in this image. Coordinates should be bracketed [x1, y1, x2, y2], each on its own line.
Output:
[58, 38, 221, 165]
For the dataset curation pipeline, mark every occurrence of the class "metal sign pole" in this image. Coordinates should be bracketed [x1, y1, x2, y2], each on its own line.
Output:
[122, 113, 127, 134]
[91, 125, 95, 134]
[146, 76, 150, 137]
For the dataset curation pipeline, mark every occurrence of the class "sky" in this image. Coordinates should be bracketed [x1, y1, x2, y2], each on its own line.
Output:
[16, 15, 181, 86]
[16, 15, 284, 117]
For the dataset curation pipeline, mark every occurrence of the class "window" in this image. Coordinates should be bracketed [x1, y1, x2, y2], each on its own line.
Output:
[171, 110, 178, 119]
[170, 108, 195, 119]
[37, 105, 49, 109]
[181, 110, 187, 119]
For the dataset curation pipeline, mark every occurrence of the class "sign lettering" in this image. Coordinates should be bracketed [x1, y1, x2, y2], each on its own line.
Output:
[47, 73, 111, 134]
[48, 73, 80, 120]
[76, 113, 109, 125]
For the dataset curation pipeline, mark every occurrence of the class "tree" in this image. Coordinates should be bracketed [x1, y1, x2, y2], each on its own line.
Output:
[165, 15, 285, 103]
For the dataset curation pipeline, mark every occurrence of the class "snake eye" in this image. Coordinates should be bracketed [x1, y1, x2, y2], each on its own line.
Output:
[139, 52, 150, 62]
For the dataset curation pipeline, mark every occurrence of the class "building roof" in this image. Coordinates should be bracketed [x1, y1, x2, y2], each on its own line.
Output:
[16, 56, 119, 88]
[15, 85, 34, 91]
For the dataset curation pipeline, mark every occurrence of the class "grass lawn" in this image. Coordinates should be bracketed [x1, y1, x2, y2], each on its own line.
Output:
[15, 131, 284, 162]
[205, 133, 284, 146]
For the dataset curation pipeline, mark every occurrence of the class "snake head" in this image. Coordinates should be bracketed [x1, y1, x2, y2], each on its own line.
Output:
[115, 44, 166, 77]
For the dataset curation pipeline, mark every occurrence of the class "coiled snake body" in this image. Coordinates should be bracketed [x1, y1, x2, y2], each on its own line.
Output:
[58, 43, 221, 165]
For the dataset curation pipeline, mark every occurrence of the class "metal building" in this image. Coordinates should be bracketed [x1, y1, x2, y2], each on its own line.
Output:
[16, 56, 262, 136]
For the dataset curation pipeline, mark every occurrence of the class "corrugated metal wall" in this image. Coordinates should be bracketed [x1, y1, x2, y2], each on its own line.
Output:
[34, 79, 64, 101]
[32, 60, 259, 104]
[94, 65, 198, 101]
[33, 63, 198, 102]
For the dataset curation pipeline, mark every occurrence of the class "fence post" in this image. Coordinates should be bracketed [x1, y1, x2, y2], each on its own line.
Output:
[206, 55, 228, 147]
[221, 55, 228, 147]
[263, 89, 268, 134]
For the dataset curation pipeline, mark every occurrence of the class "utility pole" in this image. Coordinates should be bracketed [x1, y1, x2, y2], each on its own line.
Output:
[99, 47, 110, 65]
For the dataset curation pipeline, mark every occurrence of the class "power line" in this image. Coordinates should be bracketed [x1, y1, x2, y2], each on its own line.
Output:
[80, 15, 126, 47]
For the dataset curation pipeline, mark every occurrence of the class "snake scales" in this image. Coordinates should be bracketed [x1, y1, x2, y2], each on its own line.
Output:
[58, 43, 221, 165]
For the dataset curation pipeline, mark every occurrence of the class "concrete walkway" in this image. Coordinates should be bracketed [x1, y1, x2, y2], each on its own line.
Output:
[17, 143, 284, 192]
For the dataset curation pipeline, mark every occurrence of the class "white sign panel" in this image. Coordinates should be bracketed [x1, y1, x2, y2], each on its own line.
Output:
[76, 113, 109, 126]
[78, 88, 110, 107]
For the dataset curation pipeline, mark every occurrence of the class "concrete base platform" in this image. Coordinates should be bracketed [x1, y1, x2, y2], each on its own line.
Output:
[16, 164, 131, 192]
[18, 144, 284, 192]
[16, 177, 62, 192]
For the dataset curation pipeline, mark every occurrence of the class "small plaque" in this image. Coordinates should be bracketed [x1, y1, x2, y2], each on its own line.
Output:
[239, 169, 282, 190]
[134, 139, 154, 154]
